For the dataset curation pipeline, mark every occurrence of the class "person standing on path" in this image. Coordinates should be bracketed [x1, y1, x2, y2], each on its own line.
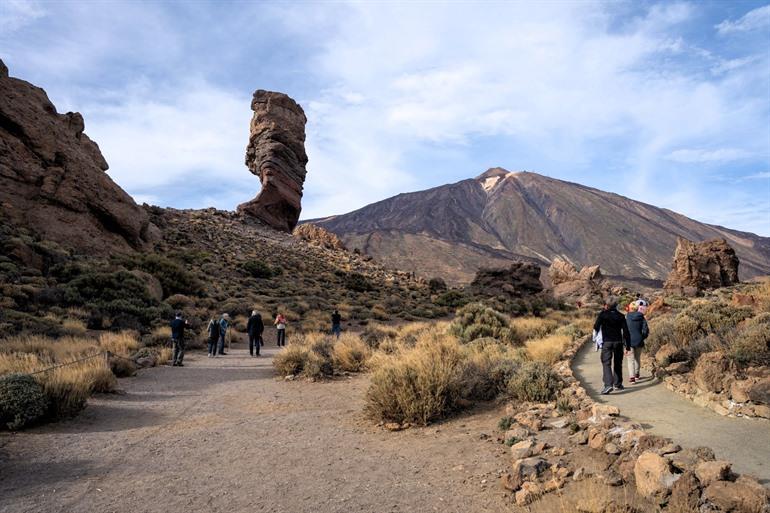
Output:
[274, 313, 287, 347]
[170, 312, 188, 367]
[593, 297, 630, 395]
[331, 309, 342, 338]
[217, 313, 230, 356]
[247, 310, 264, 357]
[625, 302, 649, 383]
[206, 317, 220, 358]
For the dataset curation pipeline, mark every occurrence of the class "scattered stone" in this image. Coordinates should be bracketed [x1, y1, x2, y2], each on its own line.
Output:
[695, 460, 732, 486]
[383, 422, 403, 432]
[551, 447, 567, 457]
[570, 429, 589, 445]
[730, 380, 751, 404]
[605, 442, 621, 455]
[504, 426, 530, 441]
[746, 377, 770, 405]
[694, 352, 732, 394]
[669, 447, 715, 473]
[573, 467, 590, 482]
[599, 470, 624, 487]
[514, 481, 542, 506]
[664, 361, 691, 375]
[532, 441, 548, 455]
[510, 439, 535, 460]
[514, 412, 543, 432]
[588, 428, 607, 450]
[592, 403, 620, 418]
[656, 443, 682, 456]
[752, 404, 770, 419]
[702, 480, 769, 513]
[668, 471, 701, 512]
[634, 451, 680, 501]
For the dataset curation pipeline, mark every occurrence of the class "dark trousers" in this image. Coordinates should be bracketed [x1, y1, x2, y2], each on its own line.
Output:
[601, 340, 624, 387]
[276, 328, 286, 346]
[207, 338, 218, 355]
[249, 333, 262, 355]
[218, 333, 226, 355]
[331, 325, 341, 338]
[172, 338, 185, 365]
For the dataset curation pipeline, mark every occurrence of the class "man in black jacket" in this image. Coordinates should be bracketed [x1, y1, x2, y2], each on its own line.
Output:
[593, 297, 630, 394]
[170, 312, 188, 367]
[247, 310, 264, 357]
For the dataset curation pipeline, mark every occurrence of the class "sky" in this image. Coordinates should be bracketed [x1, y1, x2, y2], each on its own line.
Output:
[2, 0, 769, 235]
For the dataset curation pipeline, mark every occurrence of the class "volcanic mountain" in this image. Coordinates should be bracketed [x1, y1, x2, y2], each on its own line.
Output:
[311, 168, 770, 285]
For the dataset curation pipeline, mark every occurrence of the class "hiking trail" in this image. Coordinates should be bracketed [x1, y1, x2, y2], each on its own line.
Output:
[572, 341, 770, 484]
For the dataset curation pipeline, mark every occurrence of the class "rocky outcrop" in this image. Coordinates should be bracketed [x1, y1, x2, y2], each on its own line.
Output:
[237, 90, 308, 232]
[0, 59, 156, 253]
[293, 223, 346, 251]
[469, 262, 543, 298]
[664, 238, 740, 295]
[548, 257, 608, 304]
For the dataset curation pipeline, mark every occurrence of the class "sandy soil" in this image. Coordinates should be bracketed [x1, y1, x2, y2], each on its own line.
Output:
[573, 341, 770, 485]
[0, 346, 514, 513]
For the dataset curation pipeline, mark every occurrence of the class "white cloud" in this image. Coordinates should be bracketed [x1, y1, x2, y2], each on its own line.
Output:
[716, 4, 770, 35]
[665, 148, 753, 163]
[0, 0, 46, 32]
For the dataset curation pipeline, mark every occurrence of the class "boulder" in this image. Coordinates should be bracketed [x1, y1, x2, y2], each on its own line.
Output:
[730, 380, 751, 404]
[469, 262, 543, 299]
[670, 446, 716, 473]
[514, 481, 542, 506]
[634, 451, 680, 501]
[664, 237, 740, 295]
[702, 480, 769, 512]
[694, 352, 731, 394]
[746, 377, 770, 405]
[0, 59, 157, 254]
[237, 90, 308, 232]
[548, 257, 607, 303]
[510, 439, 535, 460]
[695, 460, 732, 486]
[293, 223, 346, 251]
[668, 472, 701, 512]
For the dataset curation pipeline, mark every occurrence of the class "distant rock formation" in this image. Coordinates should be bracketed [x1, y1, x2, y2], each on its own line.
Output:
[664, 238, 740, 296]
[0, 59, 156, 254]
[548, 257, 606, 304]
[470, 262, 543, 298]
[293, 223, 346, 251]
[237, 90, 308, 232]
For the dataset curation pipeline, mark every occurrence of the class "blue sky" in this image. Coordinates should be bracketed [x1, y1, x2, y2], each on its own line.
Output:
[2, 0, 769, 235]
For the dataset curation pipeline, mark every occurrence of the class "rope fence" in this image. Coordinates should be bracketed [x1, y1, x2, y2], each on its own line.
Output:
[24, 350, 139, 377]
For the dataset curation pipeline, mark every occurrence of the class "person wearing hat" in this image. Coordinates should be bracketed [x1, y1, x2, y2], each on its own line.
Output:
[217, 313, 230, 356]
[593, 296, 631, 394]
[625, 302, 649, 383]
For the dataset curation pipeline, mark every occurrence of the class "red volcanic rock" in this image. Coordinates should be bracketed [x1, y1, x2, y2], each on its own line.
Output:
[237, 90, 308, 232]
[0, 59, 156, 253]
[664, 238, 740, 295]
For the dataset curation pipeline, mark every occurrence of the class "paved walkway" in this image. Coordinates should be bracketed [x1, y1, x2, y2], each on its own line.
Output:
[573, 341, 770, 484]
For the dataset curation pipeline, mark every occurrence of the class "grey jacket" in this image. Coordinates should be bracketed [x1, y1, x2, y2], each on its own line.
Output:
[625, 311, 649, 348]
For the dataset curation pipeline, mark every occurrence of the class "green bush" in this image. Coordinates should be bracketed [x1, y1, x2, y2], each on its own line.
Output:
[344, 272, 372, 292]
[116, 254, 203, 297]
[0, 374, 48, 430]
[433, 290, 469, 308]
[507, 361, 563, 403]
[241, 260, 281, 279]
[727, 314, 770, 366]
[449, 302, 519, 344]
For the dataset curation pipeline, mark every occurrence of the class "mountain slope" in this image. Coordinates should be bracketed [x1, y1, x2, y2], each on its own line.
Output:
[311, 168, 770, 285]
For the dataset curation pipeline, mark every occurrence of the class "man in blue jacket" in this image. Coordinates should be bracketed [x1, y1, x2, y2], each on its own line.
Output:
[593, 297, 631, 394]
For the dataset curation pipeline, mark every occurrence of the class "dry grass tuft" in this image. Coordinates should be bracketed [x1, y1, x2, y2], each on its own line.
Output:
[332, 333, 372, 372]
[512, 317, 559, 341]
[526, 334, 572, 365]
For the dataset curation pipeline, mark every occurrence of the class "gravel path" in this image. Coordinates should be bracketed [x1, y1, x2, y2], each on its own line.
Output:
[0, 346, 512, 513]
[573, 341, 770, 484]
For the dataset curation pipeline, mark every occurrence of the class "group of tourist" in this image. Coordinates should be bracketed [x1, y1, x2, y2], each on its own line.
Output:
[592, 295, 650, 395]
[166, 309, 345, 365]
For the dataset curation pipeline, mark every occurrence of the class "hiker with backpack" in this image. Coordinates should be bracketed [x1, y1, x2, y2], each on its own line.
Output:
[170, 311, 188, 367]
[274, 313, 287, 347]
[207, 317, 220, 358]
[593, 297, 631, 395]
[247, 310, 264, 357]
[625, 301, 650, 383]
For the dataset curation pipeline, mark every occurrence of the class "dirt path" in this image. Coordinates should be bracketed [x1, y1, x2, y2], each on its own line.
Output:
[573, 341, 770, 484]
[0, 346, 513, 513]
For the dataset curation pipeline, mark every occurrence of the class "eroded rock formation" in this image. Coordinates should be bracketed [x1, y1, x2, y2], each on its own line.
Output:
[0, 59, 156, 254]
[548, 257, 607, 304]
[664, 238, 739, 296]
[470, 262, 543, 298]
[293, 223, 346, 251]
[237, 90, 308, 232]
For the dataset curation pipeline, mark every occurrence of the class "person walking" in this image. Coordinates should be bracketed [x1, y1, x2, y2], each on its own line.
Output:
[331, 309, 342, 338]
[625, 302, 649, 383]
[274, 313, 286, 347]
[206, 317, 220, 358]
[217, 313, 230, 356]
[170, 312, 188, 367]
[593, 297, 631, 395]
[247, 310, 264, 357]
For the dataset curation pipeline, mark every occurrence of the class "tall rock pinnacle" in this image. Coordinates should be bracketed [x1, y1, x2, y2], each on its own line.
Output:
[237, 90, 308, 232]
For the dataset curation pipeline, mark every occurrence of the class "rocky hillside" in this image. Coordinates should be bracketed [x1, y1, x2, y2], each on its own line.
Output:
[0, 59, 157, 254]
[311, 168, 770, 285]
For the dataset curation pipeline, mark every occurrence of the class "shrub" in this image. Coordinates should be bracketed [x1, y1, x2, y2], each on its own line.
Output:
[241, 260, 281, 279]
[526, 334, 571, 365]
[98, 331, 140, 356]
[344, 272, 372, 292]
[61, 318, 87, 336]
[366, 335, 465, 425]
[146, 326, 172, 346]
[0, 373, 47, 430]
[332, 334, 372, 372]
[449, 303, 519, 345]
[117, 254, 204, 296]
[428, 277, 447, 293]
[460, 340, 521, 400]
[507, 361, 563, 403]
[361, 324, 399, 349]
[273, 345, 308, 376]
[433, 290, 469, 308]
[498, 416, 513, 431]
[512, 317, 559, 341]
[726, 314, 770, 366]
